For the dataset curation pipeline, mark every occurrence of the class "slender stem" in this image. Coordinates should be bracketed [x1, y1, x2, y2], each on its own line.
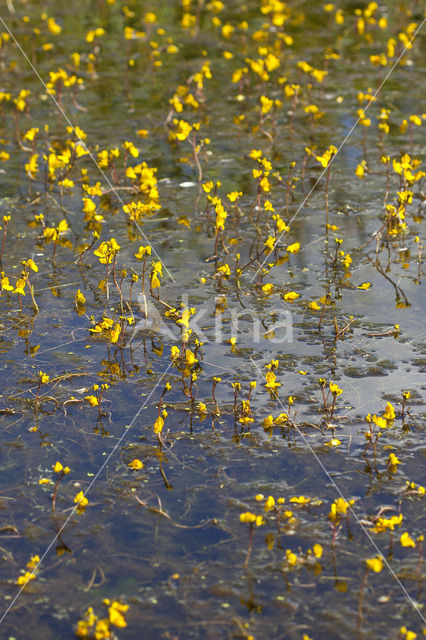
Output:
[331, 520, 338, 548]
[325, 163, 331, 230]
[192, 130, 202, 182]
[330, 395, 336, 421]
[245, 523, 254, 568]
[357, 568, 369, 633]
[0, 222, 8, 263]
[51, 473, 63, 512]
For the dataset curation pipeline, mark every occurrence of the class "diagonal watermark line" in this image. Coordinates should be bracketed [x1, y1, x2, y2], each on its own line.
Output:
[0, 361, 173, 625]
[250, 16, 426, 282]
[0, 17, 175, 284]
[249, 356, 426, 624]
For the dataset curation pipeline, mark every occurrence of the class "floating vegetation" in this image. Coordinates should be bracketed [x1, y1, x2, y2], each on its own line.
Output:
[0, 1, 425, 638]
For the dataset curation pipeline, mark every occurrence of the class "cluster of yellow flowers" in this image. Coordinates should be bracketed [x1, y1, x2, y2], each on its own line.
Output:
[0, 2, 424, 638]
[76, 600, 129, 638]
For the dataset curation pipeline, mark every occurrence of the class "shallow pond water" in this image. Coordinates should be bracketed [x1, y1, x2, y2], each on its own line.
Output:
[0, 1, 425, 638]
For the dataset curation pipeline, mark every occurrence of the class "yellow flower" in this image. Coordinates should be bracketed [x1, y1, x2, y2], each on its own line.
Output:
[197, 402, 207, 414]
[227, 191, 242, 202]
[110, 323, 121, 344]
[240, 512, 264, 526]
[262, 283, 274, 294]
[263, 415, 274, 429]
[128, 459, 144, 470]
[313, 543, 323, 558]
[59, 178, 74, 189]
[264, 495, 275, 512]
[44, 227, 58, 244]
[387, 452, 400, 469]
[135, 245, 152, 260]
[171, 119, 192, 142]
[365, 556, 383, 573]
[266, 360, 279, 370]
[329, 382, 342, 396]
[86, 27, 106, 43]
[372, 414, 387, 429]
[383, 402, 395, 420]
[74, 491, 89, 508]
[39, 371, 50, 384]
[400, 627, 417, 640]
[47, 17, 62, 35]
[286, 242, 300, 253]
[171, 346, 181, 360]
[215, 200, 227, 230]
[16, 571, 36, 586]
[309, 301, 321, 311]
[240, 511, 256, 524]
[285, 549, 298, 566]
[151, 261, 163, 289]
[283, 291, 299, 302]
[23, 127, 39, 142]
[94, 238, 121, 265]
[108, 600, 129, 628]
[75, 289, 86, 307]
[154, 416, 164, 434]
[265, 371, 281, 391]
[264, 235, 276, 252]
[26, 555, 40, 570]
[249, 149, 263, 160]
[325, 438, 341, 447]
[343, 253, 352, 268]
[57, 220, 68, 234]
[185, 350, 197, 366]
[290, 496, 310, 505]
[25, 153, 38, 178]
[85, 395, 99, 407]
[305, 104, 319, 114]
[400, 532, 415, 548]
[217, 263, 231, 277]
[203, 181, 214, 193]
[329, 497, 354, 521]
[222, 23, 234, 38]
[22, 258, 38, 272]
[1, 276, 13, 292]
[123, 140, 139, 158]
[372, 514, 403, 533]
[315, 145, 336, 167]
[260, 95, 274, 114]
[14, 278, 26, 295]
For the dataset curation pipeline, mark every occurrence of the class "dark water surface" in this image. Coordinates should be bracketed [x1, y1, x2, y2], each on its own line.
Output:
[0, 1, 424, 638]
